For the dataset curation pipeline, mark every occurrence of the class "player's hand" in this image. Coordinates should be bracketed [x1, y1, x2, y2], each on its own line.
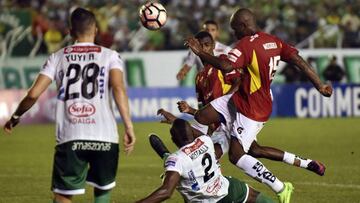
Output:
[3, 116, 20, 135]
[184, 37, 202, 55]
[176, 70, 186, 80]
[157, 108, 176, 124]
[177, 101, 191, 113]
[123, 127, 136, 155]
[319, 83, 333, 97]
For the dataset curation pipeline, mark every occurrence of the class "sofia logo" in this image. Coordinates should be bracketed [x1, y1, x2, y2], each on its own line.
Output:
[68, 102, 96, 117]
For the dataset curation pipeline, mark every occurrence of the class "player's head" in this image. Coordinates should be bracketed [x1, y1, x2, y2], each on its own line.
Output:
[230, 8, 257, 40]
[202, 20, 219, 41]
[170, 119, 194, 148]
[69, 7, 97, 40]
[195, 31, 215, 55]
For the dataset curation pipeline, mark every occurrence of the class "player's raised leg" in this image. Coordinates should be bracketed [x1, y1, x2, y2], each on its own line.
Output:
[194, 103, 223, 125]
[249, 141, 326, 176]
[149, 134, 171, 160]
[229, 137, 294, 203]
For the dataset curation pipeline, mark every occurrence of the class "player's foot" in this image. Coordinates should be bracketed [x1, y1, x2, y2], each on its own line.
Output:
[277, 182, 294, 203]
[149, 133, 170, 159]
[306, 160, 326, 176]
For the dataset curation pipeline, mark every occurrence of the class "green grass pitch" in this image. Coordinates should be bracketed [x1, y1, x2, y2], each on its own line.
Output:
[0, 118, 359, 203]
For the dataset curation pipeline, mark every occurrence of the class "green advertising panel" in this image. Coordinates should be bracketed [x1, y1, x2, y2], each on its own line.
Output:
[344, 56, 360, 83]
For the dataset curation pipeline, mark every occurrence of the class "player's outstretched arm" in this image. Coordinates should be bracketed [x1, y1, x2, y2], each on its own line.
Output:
[290, 53, 333, 97]
[184, 37, 233, 73]
[177, 50, 197, 80]
[176, 64, 191, 80]
[157, 109, 177, 124]
[177, 101, 197, 115]
[110, 69, 136, 155]
[3, 74, 51, 135]
[136, 171, 180, 203]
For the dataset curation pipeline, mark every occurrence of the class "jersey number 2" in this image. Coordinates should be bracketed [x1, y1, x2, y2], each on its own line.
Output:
[202, 153, 215, 183]
[65, 63, 100, 101]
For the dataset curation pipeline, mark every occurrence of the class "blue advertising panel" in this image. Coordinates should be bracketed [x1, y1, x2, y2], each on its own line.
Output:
[123, 84, 360, 122]
[117, 87, 197, 122]
[272, 83, 360, 118]
[1, 84, 358, 124]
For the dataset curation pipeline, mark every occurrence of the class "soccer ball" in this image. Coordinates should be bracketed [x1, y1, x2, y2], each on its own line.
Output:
[139, 2, 167, 30]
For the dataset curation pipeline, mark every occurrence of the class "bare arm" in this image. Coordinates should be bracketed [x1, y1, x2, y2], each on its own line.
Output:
[177, 101, 197, 115]
[290, 54, 333, 97]
[185, 37, 233, 73]
[136, 171, 180, 203]
[157, 108, 203, 138]
[3, 74, 52, 134]
[176, 64, 191, 80]
[227, 77, 241, 95]
[157, 108, 177, 124]
[110, 69, 136, 155]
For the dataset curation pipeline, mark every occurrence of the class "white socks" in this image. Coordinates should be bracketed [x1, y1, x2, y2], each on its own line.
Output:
[283, 152, 311, 168]
[236, 154, 284, 193]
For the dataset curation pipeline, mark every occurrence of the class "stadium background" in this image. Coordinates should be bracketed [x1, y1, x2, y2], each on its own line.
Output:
[0, 0, 359, 202]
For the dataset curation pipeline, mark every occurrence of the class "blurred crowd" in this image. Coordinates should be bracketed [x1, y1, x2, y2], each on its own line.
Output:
[0, 0, 360, 55]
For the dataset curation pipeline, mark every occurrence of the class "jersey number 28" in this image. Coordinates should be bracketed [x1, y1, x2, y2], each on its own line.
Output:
[65, 63, 100, 101]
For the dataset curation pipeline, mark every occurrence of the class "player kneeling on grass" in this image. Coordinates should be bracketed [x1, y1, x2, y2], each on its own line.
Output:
[136, 118, 274, 203]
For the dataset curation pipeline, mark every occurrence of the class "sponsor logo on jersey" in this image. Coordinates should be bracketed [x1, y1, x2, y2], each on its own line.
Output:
[182, 139, 204, 154]
[182, 139, 209, 160]
[64, 46, 101, 54]
[71, 141, 111, 151]
[262, 42, 278, 50]
[69, 117, 96, 124]
[206, 176, 222, 195]
[68, 102, 96, 117]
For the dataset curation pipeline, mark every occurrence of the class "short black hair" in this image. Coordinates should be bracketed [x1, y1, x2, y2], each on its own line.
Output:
[203, 20, 218, 29]
[194, 31, 213, 41]
[170, 119, 193, 147]
[70, 7, 96, 37]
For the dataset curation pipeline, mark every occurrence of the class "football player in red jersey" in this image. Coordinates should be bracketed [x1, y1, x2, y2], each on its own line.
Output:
[185, 25, 328, 180]
[185, 8, 333, 203]
[178, 30, 241, 159]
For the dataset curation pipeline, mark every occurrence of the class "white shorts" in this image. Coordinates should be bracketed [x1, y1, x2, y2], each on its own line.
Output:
[191, 120, 230, 157]
[191, 119, 209, 135]
[210, 94, 265, 153]
[210, 124, 230, 156]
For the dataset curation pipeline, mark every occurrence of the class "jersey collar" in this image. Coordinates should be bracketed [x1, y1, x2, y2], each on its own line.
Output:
[73, 42, 95, 46]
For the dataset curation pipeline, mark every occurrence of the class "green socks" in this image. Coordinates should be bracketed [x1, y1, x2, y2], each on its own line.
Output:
[162, 152, 170, 161]
[94, 189, 111, 203]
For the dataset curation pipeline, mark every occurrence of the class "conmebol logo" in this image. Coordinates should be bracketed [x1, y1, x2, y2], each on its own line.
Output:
[68, 102, 96, 117]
